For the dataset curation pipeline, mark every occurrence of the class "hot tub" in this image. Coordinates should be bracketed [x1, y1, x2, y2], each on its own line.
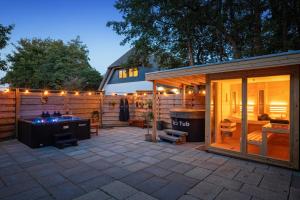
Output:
[170, 108, 205, 142]
[18, 116, 90, 148]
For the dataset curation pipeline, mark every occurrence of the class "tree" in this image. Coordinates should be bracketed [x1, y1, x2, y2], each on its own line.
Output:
[107, 0, 300, 68]
[1, 37, 102, 90]
[0, 24, 14, 70]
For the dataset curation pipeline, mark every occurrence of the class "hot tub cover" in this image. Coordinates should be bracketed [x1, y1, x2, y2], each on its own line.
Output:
[170, 108, 205, 119]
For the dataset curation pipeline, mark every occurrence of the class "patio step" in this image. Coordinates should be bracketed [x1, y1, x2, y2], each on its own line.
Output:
[164, 129, 188, 137]
[54, 138, 78, 149]
[158, 133, 186, 144]
[54, 132, 73, 139]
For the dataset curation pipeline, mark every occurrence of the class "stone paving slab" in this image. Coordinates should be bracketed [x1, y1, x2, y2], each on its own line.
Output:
[0, 127, 298, 200]
[101, 181, 138, 199]
[136, 176, 169, 194]
[215, 189, 251, 200]
[187, 181, 223, 200]
[73, 189, 112, 200]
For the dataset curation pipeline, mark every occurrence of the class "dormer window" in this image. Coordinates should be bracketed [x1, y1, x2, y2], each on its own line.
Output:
[118, 67, 138, 79]
[129, 67, 138, 77]
[119, 69, 128, 79]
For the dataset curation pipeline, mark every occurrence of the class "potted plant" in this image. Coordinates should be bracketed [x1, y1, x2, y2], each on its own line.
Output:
[109, 100, 117, 109]
[91, 111, 100, 123]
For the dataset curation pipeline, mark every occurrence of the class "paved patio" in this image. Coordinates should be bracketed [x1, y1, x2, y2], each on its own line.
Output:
[0, 127, 299, 200]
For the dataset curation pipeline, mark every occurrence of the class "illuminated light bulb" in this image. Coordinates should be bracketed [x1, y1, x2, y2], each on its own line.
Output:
[24, 89, 29, 94]
[143, 93, 147, 96]
[157, 86, 165, 91]
[4, 88, 10, 93]
[171, 88, 178, 93]
[88, 92, 92, 96]
[163, 92, 167, 96]
[75, 91, 79, 96]
[188, 90, 192, 95]
[201, 90, 206, 95]
[43, 90, 48, 95]
[60, 91, 65, 95]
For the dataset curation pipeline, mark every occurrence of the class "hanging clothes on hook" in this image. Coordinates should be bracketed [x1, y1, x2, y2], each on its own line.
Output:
[119, 97, 130, 121]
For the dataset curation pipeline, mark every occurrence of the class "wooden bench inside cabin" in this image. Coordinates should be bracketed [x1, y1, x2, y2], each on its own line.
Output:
[247, 130, 272, 146]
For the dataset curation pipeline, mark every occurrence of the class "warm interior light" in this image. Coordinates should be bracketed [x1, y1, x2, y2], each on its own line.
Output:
[188, 90, 192, 95]
[163, 92, 167, 96]
[143, 93, 147, 96]
[75, 91, 79, 96]
[124, 93, 127, 96]
[157, 86, 165, 91]
[134, 93, 138, 97]
[4, 88, 10, 93]
[24, 89, 29, 94]
[43, 90, 48, 95]
[60, 91, 65, 95]
[202, 90, 206, 95]
[88, 92, 92, 96]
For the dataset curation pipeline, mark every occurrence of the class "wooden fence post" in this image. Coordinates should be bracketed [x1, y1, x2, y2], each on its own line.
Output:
[15, 88, 20, 137]
[152, 81, 157, 142]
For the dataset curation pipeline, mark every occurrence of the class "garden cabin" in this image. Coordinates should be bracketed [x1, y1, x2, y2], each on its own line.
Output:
[146, 51, 300, 169]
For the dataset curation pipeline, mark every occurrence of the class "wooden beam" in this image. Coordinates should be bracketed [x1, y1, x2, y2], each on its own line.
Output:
[152, 81, 157, 142]
[241, 77, 247, 154]
[205, 78, 211, 147]
[182, 84, 186, 107]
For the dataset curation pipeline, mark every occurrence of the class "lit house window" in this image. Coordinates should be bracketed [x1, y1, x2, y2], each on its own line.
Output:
[129, 67, 138, 77]
[119, 69, 127, 79]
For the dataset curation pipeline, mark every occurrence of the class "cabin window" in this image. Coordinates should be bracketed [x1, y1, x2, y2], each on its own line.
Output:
[129, 67, 138, 77]
[210, 79, 242, 152]
[246, 75, 290, 161]
[119, 69, 127, 79]
[210, 75, 291, 161]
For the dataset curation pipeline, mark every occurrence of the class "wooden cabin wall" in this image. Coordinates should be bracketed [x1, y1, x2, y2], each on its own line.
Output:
[0, 90, 101, 139]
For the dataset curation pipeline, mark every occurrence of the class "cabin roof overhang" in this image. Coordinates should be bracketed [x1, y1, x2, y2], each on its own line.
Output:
[146, 51, 300, 87]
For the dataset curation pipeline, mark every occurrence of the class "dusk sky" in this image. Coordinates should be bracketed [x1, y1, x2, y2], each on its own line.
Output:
[0, 0, 131, 78]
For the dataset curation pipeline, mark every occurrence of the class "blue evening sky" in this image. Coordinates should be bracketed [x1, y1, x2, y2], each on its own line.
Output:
[0, 0, 131, 78]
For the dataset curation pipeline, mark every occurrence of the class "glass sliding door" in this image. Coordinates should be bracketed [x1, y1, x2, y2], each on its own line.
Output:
[246, 75, 290, 161]
[210, 79, 242, 152]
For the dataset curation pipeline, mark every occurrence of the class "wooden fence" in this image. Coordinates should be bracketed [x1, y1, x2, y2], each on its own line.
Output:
[0, 88, 205, 139]
[0, 89, 101, 140]
[0, 91, 16, 139]
[102, 93, 205, 128]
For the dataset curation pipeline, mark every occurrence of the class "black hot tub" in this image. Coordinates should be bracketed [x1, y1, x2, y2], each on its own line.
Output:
[18, 116, 90, 148]
[170, 108, 205, 142]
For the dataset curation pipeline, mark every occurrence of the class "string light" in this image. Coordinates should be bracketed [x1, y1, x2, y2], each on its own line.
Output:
[202, 90, 206, 95]
[143, 93, 147, 96]
[157, 86, 165, 91]
[24, 89, 29, 94]
[60, 91, 65, 95]
[188, 90, 192, 95]
[43, 90, 48, 96]
[171, 88, 179, 94]
[75, 91, 79, 96]
[88, 92, 92, 96]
